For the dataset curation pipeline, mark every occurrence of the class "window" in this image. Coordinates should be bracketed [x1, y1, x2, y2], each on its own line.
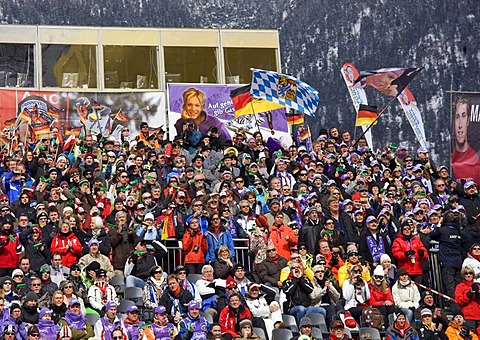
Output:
[164, 47, 217, 83]
[0, 43, 35, 87]
[42, 44, 97, 88]
[103, 46, 158, 89]
[224, 48, 277, 84]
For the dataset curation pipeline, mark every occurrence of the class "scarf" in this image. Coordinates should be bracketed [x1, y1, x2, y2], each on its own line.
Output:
[469, 251, 480, 262]
[366, 234, 385, 263]
[39, 318, 59, 337]
[150, 276, 165, 288]
[95, 281, 109, 304]
[65, 310, 87, 330]
[399, 280, 411, 287]
[170, 285, 181, 297]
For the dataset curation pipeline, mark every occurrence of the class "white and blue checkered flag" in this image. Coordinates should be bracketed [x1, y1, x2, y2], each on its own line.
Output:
[250, 68, 319, 116]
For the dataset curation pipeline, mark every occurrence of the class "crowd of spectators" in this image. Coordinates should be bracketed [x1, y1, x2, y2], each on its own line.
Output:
[0, 120, 479, 340]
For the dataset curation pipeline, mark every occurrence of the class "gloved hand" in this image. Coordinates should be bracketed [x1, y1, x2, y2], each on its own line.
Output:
[471, 282, 479, 292]
[404, 250, 415, 257]
[418, 249, 425, 257]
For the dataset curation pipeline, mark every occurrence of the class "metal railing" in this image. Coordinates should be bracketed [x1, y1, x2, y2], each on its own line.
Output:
[158, 238, 252, 274]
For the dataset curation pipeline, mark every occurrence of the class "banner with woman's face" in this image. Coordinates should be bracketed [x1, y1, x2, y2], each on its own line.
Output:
[167, 83, 292, 145]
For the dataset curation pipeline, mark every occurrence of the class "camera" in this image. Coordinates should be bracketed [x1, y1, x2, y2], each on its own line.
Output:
[187, 123, 195, 130]
[459, 326, 472, 340]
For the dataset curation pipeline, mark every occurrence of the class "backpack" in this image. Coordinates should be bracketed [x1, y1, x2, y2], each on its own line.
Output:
[361, 307, 384, 330]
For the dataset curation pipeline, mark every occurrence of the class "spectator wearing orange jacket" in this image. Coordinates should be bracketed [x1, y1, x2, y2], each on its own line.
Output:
[182, 217, 208, 274]
[269, 212, 297, 260]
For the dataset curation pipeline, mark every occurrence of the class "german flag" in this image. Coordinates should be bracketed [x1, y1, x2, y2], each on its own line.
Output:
[114, 110, 128, 123]
[91, 99, 103, 111]
[32, 124, 50, 137]
[3, 117, 16, 128]
[230, 84, 284, 119]
[286, 112, 304, 126]
[298, 127, 311, 141]
[19, 108, 31, 124]
[65, 126, 82, 136]
[46, 105, 62, 120]
[356, 104, 378, 127]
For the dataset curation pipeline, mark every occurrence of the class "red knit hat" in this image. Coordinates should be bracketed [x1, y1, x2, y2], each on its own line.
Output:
[255, 216, 269, 229]
[226, 276, 237, 289]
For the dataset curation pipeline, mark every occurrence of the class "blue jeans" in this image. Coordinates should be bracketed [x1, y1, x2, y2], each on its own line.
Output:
[401, 307, 414, 325]
[126, 275, 146, 289]
[289, 305, 326, 325]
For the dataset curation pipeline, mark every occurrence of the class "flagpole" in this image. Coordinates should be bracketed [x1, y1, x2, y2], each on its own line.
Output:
[290, 109, 296, 144]
[352, 95, 398, 150]
[248, 100, 262, 136]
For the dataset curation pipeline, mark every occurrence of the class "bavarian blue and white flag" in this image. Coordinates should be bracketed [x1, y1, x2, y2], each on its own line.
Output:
[250, 69, 319, 116]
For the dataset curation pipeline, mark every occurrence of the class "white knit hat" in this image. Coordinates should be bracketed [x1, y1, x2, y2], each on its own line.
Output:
[373, 265, 385, 277]
[380, 254, 391, 264]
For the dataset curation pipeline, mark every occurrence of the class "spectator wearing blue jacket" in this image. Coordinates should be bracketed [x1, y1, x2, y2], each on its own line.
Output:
[4, 170, 25, 203]
[205, 220, 234, 264]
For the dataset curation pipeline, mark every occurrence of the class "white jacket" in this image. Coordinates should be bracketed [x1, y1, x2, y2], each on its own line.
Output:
[392, 280, 420, 309]
[343, 278, 370, 310]
[87, 282, 117, 311]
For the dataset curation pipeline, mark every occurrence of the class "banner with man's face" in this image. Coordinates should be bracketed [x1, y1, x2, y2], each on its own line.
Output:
[451, 92, 480, 184]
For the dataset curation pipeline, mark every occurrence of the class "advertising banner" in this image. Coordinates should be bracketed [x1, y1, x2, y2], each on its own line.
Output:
[0, 89, 165, 141]
[451, 92, 480, 184]
[167, 84, 292, 146]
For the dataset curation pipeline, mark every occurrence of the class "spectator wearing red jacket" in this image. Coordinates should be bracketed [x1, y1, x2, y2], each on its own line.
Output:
[269, 212, 298, 260]
[392, 218, 428, 283]
[0, 215, 22, 276]
[50, 220, 83, 267]
[454, 266, 480, 330]
[219, 293, 252, 340]
[368, 265, 396, 327]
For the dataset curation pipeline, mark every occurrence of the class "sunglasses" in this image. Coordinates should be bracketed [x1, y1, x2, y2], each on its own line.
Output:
[472, 247, 480, 251]
[266, 249, 276, 253]
[113, 337, 123, 340]
[154, 271, 163, 275]
[465, 272, 474, 276]
[373, 275, 384, 280]
[315, 270, 325, 274]
[64, 285, 73, 289]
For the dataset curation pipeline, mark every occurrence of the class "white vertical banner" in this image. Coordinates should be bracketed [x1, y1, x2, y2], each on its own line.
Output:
[397, 87, 428, 149]
[340, 62, 373, 148]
